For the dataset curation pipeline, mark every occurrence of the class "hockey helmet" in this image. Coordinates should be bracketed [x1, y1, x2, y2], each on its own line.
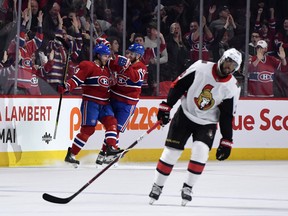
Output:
[93, 44, 111, 56]
[217, 48, 242, 76]
[127, 43, 145, 56]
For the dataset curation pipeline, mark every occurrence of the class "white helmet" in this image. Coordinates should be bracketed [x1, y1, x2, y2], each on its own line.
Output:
[217, 48, 242, 76]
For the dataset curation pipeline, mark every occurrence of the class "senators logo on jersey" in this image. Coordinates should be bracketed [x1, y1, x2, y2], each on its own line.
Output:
[194, 84, 215, 110]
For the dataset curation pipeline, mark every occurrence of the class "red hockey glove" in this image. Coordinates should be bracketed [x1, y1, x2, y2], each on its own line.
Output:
[96, 37, 111, 47]
[116, 55, 131, 69]
[216, 138, 233, 161]
[157, 101, 172, 126]
[57, 83, 68, 94]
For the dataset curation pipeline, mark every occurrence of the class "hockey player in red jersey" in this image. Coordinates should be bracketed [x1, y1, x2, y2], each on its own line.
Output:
[58, 44, 122, 167]
[95, 43, 147, 165]
[148, 48, 242, 206]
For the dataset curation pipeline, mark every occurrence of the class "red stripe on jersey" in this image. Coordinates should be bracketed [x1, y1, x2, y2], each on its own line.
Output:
[156, 160, 173, 176]
[188, 160, 205, 175]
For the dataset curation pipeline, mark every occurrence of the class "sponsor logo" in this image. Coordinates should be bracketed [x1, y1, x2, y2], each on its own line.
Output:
[0, 128, 16, 143]
[42, 132, 52, 144]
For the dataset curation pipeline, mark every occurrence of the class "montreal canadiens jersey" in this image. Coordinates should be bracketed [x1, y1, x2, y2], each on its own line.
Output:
[109, 59, 147, 105]
[67, 61, 110, 105]
[177, 60, 241, 125]
[248, 55, 288, 97]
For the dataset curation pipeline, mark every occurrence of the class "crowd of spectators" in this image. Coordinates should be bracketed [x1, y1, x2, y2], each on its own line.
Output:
[0, 0, 288, 97]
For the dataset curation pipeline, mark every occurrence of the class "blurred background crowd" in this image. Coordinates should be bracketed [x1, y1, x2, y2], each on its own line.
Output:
[1, 0, 288, 97]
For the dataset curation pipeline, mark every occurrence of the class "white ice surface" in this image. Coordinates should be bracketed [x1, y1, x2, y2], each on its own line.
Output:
[1, 161, 288, 216]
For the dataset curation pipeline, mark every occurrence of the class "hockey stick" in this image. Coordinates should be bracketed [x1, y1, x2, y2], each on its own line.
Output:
[43, 120, 161, 204]
[53, 48, 71, 139]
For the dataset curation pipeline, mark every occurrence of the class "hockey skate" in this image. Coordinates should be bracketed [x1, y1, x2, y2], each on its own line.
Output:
[181, 183, 192, 206]
[95, 150, 106, 166]
[104, 146, 124, 164]
[149, 183, 163, 205]
[64, 147, 79, 168]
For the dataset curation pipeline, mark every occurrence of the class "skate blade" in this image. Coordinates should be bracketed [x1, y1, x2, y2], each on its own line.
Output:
[65, 162, 79, 168]
[104, 155, 118, 163]
[149, 198, 156, 205]
[181, 199, 189, 206]
[95, 164, 103, 169]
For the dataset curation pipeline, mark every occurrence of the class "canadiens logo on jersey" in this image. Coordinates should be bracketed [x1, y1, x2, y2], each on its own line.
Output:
[194, 84, 215, 110]
[116, 74, 128, 86]
[31, 74, 39, 87]
[98, 76, 109, 87]
[20, 57, 32, 69]
[257, 71, 273, 83]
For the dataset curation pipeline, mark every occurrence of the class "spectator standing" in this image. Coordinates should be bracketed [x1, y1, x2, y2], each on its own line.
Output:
[144, 22, 168, 95]
[248, 40, 288, 97]
[254, 7, 276, 54]
[42, 2, 61, 43]
[209, 15, 231, 62]
[7, 8, 43, 95]
[184, 16, 214, 64]
[44, 13, 83, 92]
[275, 18, 288, 57]
[166, 22, 189, 81]
[209, 6, 237, 42]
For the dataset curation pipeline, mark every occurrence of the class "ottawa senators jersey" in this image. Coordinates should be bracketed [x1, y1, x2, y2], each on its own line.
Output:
[180, 60, 240, 124]
[66, 61, 110, 105]
[167, 60, 241, 140]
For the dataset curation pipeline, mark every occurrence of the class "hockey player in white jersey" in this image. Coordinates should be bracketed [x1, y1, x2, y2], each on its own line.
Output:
[149, 48, 242, 206]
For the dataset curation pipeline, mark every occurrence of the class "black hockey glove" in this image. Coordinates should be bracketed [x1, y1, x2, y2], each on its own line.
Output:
[216, 138, 233, 161]
[157, 101, 171, 126]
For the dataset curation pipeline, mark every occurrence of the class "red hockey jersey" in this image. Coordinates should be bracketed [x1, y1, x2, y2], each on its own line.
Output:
[108, 59, 147, 105]
[66, 61, 111, 105]
[248, 55, 288, 97]
[8, 26, 43, 95]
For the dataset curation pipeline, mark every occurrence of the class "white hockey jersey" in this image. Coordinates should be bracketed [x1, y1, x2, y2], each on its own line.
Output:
[177, 60, 241, 125]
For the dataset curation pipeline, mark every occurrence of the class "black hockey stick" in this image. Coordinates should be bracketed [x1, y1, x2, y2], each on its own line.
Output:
[43, 120, 161, 204]
[53, 48, 71, 139]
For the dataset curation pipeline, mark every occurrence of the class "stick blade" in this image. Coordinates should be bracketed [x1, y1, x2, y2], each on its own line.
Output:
[42, 193, 72, 204]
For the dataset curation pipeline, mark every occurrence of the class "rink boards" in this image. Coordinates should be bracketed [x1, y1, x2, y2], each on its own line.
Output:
[1, 96, 288, 166]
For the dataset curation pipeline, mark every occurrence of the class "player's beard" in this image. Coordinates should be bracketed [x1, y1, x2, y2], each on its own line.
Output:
[217, 65, 229, 78]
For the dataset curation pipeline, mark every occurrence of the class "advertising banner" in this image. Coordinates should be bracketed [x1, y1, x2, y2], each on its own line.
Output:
[1, 97, 288, 165]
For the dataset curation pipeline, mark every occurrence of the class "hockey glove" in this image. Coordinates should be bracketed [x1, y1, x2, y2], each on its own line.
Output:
[57, 83, 68, 94]
[116, 55, 131, 69]
[216, 138, 233, 161]
[96, 37, 111, 47]
[157, 101, 172, 126]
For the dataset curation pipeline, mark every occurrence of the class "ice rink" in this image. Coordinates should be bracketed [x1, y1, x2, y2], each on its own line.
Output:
[1, 160, 288, 216]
